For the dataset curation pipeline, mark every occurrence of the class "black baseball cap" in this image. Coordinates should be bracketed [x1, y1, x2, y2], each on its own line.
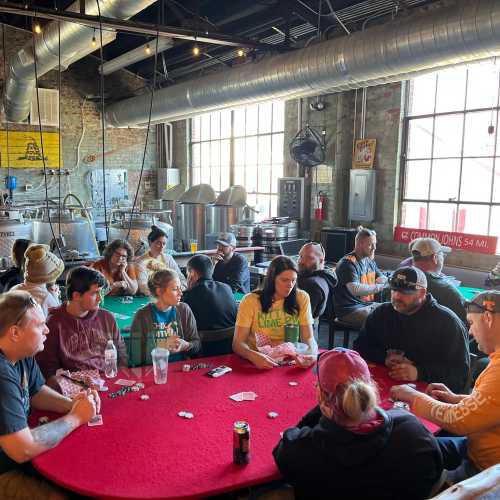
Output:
[390, 266, 427, 292]
[466, 291, 500, 314]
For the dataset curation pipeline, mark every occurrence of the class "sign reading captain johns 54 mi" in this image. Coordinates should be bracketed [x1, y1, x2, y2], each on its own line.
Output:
[0, 131, 63, 168]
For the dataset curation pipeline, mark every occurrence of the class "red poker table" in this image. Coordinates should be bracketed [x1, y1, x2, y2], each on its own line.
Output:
[31, 354, 438, 499]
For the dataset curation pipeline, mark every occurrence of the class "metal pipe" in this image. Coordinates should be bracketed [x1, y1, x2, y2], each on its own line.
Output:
[106, 0, 500, 128]
[99, 37, 173, 76]
[3, 0, 157, 123]
[0, 2, 272, 49]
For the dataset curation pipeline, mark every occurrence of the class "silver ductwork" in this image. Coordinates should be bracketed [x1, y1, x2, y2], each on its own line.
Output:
[99, 37, 173, 76]
[106, 0, 500, 128]
[4, 0, 157, 123]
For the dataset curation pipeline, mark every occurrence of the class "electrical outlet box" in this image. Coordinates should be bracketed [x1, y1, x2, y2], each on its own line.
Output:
[24, 184, 33, 191]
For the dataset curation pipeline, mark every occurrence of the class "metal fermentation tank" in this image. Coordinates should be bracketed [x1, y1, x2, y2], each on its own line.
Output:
[205, 186, 256, 249]
[109, 209, 174, 256]
[31, 201, 99, 258]
[175, 184, 216, 251]
[0, 209, 33, 268]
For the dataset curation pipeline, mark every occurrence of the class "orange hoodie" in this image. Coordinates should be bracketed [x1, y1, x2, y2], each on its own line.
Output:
[413, 349, 500, 471]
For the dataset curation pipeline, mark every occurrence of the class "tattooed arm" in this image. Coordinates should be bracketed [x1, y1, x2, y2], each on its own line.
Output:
[0, 394, 96, 463]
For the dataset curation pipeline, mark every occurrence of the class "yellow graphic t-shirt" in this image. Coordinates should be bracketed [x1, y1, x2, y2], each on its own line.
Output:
[236, 290, 313, 350]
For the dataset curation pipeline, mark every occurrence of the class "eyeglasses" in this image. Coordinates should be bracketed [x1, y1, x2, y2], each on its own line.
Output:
[113, 251, 128, 260]
[12, 295, 38, 326]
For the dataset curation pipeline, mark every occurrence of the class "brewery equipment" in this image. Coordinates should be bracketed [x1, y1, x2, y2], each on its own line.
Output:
[31, 194, 99, 259]
[175, 184, 215, 251]
[109, 208, 174, 255]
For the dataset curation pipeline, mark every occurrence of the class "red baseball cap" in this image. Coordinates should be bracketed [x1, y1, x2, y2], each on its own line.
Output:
[317, 348, 371, 395]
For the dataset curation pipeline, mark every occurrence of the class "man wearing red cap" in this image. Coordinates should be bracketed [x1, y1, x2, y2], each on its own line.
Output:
[392, 291, 500, 485]
[273, 348, 443, 499]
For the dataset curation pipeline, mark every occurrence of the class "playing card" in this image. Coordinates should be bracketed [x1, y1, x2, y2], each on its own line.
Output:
[115, 379, 136, 387]
[241, 391, 257, 401]
[88, 415, 103, 427]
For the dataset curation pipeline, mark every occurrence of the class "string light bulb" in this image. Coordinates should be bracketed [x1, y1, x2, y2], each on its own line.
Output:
[192, 45, 200, 56]
[237, 48, 245, 57]
[145, 43, 151, 55]
[33, 22, 42, 34]
[91, 30, 97, 48]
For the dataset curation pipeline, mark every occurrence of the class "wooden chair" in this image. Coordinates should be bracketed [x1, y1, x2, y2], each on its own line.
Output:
[198, 326, 235, 357]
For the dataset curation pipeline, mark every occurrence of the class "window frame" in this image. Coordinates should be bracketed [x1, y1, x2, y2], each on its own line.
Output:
[400, 64, 500, 249]
[189, 102, 285, 219]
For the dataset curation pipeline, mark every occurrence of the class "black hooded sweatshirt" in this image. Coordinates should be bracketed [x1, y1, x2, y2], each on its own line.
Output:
[298, 268, 338, 319]
[273, 406, 443, 500]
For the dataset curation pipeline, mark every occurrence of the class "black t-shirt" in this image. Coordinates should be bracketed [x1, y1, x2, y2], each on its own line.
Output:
[0, 351, 45, 474]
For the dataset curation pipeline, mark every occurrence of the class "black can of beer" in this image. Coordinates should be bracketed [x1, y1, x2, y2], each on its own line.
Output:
[233, 421, 250, 465]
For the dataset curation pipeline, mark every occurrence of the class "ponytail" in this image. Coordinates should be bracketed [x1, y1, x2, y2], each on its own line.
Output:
[341, 379, 378, 423]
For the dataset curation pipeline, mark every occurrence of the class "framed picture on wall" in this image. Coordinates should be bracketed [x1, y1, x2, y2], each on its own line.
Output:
[352, 139, 376, 169]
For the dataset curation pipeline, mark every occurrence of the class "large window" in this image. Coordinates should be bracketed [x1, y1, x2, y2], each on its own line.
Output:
[401, 61, 500, 253]
[190, 101, 285, 219]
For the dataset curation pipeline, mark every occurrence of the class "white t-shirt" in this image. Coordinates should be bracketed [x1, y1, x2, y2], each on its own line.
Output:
[11, 282, 61, 317]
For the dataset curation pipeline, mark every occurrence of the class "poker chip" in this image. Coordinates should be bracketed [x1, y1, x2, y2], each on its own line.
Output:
[268, 412, 279, 419]
[288, 381, 298, 386]
[136, 383, 145, 389]
[140, 394, 150, 401]
[178, 411, 194, 419]
[182, 364, 191, 372]
[131, 386, 140, 392]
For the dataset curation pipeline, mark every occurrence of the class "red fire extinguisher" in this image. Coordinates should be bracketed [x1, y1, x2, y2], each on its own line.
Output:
[315, 191, 327, 221]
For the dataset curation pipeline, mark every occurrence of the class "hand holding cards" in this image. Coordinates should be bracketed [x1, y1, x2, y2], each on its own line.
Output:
[88, 415, 103, 427]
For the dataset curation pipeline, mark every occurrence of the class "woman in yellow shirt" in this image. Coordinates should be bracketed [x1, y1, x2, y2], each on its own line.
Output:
[233, 256, 318, 369]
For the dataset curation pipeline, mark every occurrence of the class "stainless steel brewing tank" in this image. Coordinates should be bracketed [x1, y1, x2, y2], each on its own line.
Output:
[0, 213, 33, 262]
[32, 212, 99, 258]
[175, 202, 206, 251]
[108, 211, 173, 256]
[205, 205, 255, 236]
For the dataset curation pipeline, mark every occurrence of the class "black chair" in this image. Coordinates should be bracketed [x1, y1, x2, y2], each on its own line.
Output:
[319, 309, 360, 349]
[198, 326, 235, 357]
[327, 317, 360, 349]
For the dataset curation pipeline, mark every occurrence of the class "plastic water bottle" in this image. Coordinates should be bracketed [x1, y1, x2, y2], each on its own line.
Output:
[104, 340, 117, 378]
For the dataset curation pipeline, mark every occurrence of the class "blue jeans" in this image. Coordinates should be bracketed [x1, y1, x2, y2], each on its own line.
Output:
[437, 437, 480, 484]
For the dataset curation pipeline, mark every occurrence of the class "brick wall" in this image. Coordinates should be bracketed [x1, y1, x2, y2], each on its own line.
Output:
[0, 25, 157, 210]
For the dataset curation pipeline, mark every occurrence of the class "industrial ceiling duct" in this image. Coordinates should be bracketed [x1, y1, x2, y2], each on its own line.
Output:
[106, 0, 500, 128]
[99, 37, 173, 76]
[4, 0, 157, 123]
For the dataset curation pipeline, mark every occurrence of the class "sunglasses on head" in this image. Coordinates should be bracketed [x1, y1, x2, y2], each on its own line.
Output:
[466, 301, 497, 314]
[13, 295, 38, 326]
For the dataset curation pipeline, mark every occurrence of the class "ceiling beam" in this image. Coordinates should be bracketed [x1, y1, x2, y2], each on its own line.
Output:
[0, 1, 274, 49]
[290, 0, 336, 29]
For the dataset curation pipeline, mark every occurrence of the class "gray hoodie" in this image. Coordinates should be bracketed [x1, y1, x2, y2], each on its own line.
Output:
[130, 302, 201, 366]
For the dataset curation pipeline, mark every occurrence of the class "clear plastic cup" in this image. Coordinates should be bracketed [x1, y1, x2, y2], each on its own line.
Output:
[190, 239, 198, 253]
[151, 347, 169, 384]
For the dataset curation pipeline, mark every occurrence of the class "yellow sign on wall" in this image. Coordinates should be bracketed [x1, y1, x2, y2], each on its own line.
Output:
[0, 131, 62, 169]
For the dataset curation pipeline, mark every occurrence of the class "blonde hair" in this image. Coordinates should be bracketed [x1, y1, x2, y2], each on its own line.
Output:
[323, 378, 379, 424]
[341, 379, 378, 422]
[147, 268, 179, 297]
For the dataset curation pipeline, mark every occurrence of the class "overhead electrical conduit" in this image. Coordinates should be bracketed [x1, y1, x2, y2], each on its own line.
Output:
[4, 0, 156, 123]
[106, 0, 500, 127]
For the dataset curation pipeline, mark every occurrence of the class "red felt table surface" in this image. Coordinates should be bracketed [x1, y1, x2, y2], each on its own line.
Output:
[31, 355, 439, 500]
